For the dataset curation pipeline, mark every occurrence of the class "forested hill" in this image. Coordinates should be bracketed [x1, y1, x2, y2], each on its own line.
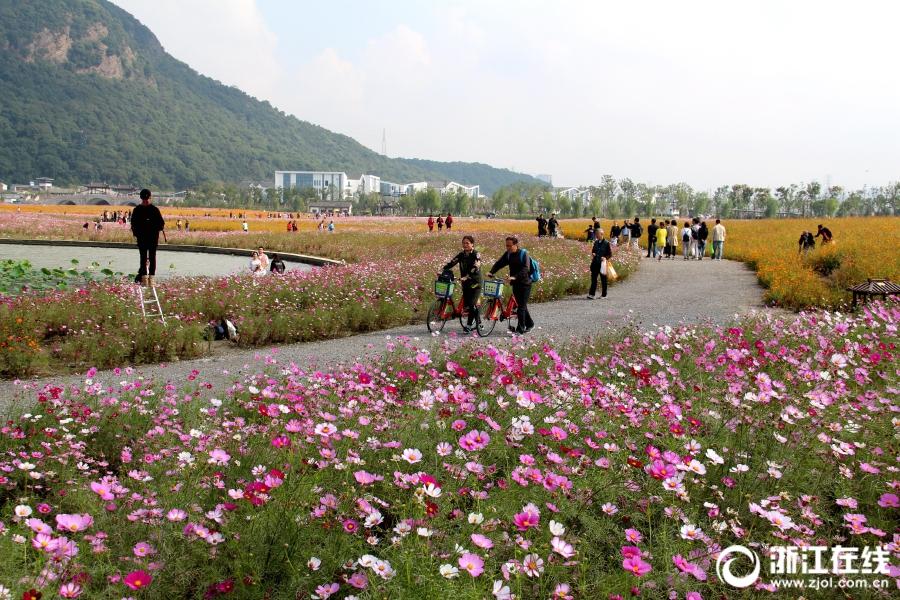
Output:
[0, 0, 538, 194]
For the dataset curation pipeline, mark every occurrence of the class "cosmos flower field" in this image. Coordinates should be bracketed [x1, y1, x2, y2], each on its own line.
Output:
[0, 302, 897, 599]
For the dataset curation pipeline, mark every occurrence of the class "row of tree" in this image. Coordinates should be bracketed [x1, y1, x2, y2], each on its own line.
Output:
[491, 178, 899, 218]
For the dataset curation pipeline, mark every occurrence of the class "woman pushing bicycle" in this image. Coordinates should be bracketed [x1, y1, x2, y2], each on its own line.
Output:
[442, 235, 482, 332]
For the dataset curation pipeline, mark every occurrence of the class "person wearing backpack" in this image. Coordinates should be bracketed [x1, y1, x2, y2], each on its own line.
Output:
[630, 217, 642, 250]
[487, 236, 536, 334]
[681, 221, 692, 260]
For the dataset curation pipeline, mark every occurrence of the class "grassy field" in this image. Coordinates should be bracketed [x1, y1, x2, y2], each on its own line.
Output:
[2, 206, 896, 309]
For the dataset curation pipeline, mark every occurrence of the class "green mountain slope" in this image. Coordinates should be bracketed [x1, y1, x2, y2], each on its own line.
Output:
[0, 0, 538, 194]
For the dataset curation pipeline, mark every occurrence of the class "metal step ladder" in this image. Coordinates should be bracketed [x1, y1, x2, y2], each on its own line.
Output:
[137, 284, 166, 325]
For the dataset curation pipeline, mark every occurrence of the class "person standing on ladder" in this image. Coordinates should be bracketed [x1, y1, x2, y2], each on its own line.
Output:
[131, 188, 166, 286]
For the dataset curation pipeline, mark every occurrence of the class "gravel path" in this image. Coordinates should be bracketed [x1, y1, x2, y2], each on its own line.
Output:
[0, 257, 783, 408]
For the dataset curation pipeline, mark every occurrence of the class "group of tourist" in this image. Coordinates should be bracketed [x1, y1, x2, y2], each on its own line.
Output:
[175, 219, 190, 231]
[604, 217, 727, 260]
[427, 213, 454, 232]
[441, 235, 535, 334]
[249, 246, 286, 275]
[535, 213, 560, 238]
[798, 224, 834, 254]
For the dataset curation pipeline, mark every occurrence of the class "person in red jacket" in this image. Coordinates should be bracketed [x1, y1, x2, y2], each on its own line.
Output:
[446, 213, 454, 231]
[437, 215, 444, 231]
[427, 215, 435, 232]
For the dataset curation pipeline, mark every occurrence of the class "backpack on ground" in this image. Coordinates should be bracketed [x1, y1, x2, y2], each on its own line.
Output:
[517, 249, 541, 283]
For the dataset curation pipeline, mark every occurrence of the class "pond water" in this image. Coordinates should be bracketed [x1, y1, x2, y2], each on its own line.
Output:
[0, 244, 314, 279]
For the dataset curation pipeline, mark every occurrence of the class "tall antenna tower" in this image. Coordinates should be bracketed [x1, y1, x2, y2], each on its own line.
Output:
[381, 129, 387, 155]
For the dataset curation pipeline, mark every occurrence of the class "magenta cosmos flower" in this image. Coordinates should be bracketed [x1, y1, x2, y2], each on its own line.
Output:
[878, 493, 898, 508]
[622, 556, 652, 576]
[123, 570, 153, 590]
[513, 503, 540, 531]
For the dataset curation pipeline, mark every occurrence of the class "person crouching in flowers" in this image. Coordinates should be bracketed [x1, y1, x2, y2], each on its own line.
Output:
[442, 235, 482, 333]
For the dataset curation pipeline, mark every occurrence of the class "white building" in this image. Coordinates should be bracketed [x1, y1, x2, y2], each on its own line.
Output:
[440, 181, 480, 198]
[359, 174, 381, 196]
[275, 171, 349, 199]
[0, 182, 6, 192]
[36, 177, 54, 190]
[404, 181, 428, 195]
[557, 186, 592, 206]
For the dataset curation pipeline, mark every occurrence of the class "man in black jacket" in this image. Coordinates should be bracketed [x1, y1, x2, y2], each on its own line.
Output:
[588, 229, 613, 299]
[131, 189, 166, 286]
[646, 219, 658, 258]
[536, 214, 548, 237]
[488, 236, 534, 334]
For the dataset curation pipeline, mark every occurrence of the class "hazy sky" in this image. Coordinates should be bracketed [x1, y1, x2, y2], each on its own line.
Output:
[112, 0, 900, 189]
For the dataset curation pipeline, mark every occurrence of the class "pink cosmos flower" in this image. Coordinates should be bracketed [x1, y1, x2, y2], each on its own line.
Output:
[133, 541, 155, 557]
[56, 513, 93, 533]
[877, 493, 898, 508]
[343, 519, 359, 533]
[347, 571, 368, 589]
[354, 471, 382, 485]
[314, 582, 339, 599]
[552, 583, 574, 600]
[458, 552, 484, 577]
[624, 528, 642, 543]
[90, 481, 114, 501]
[59, 582, 82, 598]
[620, 545, 641, 559]
[687, 593, 703, 600]
[167, 509, 187, 521]
[207, 448, 230, 465]
[551, 536, 576, 558]
[622, 556, 652, 576]
[123, 570, 152, 590]
[471, 533, 494, 549]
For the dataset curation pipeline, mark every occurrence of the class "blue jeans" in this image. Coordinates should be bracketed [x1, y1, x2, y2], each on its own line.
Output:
[712, 240, 724, 259]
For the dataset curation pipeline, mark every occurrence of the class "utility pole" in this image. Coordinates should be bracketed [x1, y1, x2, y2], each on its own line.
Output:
[381, 129, 387, 155]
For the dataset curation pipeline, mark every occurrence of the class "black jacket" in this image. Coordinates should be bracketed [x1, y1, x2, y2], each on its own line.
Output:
[591, 239, 612, 269]
[647, 224, 658, 240]
[490, 249, 532, 287]
[270, 258, 286, 273]
[443, 250, 482, 288]
[699, 224, 709, 241]
[131, 204, 165, 240]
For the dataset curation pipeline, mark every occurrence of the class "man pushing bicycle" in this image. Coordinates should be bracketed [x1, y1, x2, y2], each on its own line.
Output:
[487, 236, 535, 334]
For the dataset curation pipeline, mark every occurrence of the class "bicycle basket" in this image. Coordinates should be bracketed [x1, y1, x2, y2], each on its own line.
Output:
[482, 279, 503, 298]
[434, 280, 455, 298]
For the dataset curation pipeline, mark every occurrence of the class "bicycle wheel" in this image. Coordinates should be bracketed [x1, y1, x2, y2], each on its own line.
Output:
[477, 299, 497, 337]
[426, 299, 449, 333]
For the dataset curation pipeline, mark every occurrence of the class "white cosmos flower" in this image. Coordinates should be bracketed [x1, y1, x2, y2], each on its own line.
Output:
[439, 564, 460, 579]
[401, 448, 422, 464]
[705, 449, 725, 465]
[468, 512, 484, 524]
[549, 520, 565, 536]
[307, 556, 321, 570]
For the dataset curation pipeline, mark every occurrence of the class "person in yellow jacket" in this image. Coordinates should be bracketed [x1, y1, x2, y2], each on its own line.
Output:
[655, 223, 668, 262]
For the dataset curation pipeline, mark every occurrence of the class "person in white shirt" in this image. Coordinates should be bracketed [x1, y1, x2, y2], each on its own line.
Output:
[242, 220, 249, 233]
[257, 247, 270, 271]
[711, 219, 727, 260]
